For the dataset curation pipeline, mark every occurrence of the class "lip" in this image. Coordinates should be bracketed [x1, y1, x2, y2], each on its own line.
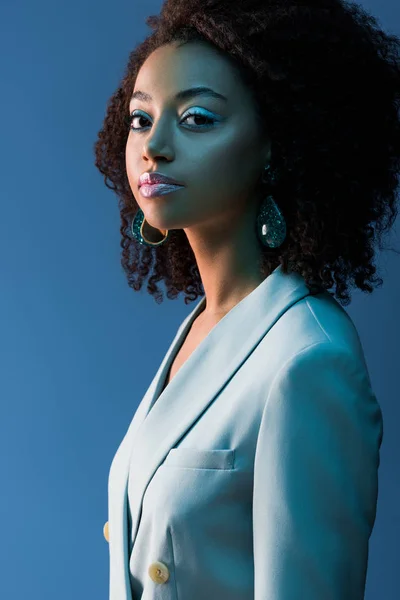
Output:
[140, 183, 185, 198]
[139, 171, 184, 187]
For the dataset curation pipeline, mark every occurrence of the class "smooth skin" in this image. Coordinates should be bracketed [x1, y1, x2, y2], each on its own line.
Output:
[126, 40, 272, 324]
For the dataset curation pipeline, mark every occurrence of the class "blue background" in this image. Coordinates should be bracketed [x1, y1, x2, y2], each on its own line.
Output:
[1, 1, 398, 598]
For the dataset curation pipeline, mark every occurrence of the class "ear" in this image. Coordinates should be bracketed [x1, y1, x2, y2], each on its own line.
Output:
[258, 131, 272, 166]
[264, 139, 272, 165]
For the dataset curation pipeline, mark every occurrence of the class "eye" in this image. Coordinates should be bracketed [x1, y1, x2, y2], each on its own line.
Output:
[126, 108, 218, 132]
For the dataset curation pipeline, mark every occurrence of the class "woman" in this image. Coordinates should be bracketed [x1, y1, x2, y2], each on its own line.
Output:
[94, 0, 400, 598]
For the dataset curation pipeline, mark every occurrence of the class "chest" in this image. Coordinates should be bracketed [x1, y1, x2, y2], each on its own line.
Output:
[160, 317, 221, 394]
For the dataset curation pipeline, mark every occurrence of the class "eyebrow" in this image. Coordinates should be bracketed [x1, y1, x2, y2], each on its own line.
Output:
[130, 86, 228, 104]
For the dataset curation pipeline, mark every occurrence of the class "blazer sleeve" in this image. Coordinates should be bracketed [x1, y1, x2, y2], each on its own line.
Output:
[252, 341, 384, 600]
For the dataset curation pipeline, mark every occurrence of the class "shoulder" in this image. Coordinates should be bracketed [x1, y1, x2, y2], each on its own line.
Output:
[276, 290, 369, 370]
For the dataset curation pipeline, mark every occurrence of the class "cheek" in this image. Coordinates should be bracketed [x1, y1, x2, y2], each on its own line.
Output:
[197, 127, 261, 189]
[125, 142, 137, 189]
[194, 150, 260, 206]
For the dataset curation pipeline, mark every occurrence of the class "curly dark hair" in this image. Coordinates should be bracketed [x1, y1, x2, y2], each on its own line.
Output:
[93, 0, 400, 307]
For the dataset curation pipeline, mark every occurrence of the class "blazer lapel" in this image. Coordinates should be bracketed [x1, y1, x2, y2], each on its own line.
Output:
[108, 285, 209, 600]
[108, 263, 315, 599]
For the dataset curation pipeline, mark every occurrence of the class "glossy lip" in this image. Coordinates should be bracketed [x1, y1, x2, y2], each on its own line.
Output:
[138, 171, 184, 187]
[140, 183, 185, 198]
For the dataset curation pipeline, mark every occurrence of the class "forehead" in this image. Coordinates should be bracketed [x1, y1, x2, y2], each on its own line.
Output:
[132, 41, 249, 105]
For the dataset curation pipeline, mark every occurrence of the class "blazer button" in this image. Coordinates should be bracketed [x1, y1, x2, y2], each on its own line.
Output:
[148, 561, 170, 584]
[103, 521, 109, 542]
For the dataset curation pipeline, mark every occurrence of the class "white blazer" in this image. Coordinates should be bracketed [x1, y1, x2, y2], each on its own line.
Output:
[106, 263, 383, 600]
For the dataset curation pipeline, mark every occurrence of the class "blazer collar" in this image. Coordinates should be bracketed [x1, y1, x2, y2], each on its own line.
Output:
[108, 263, 315, 599]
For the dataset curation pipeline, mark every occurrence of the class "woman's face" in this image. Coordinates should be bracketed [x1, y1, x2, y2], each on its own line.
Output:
[125, 40, 271, 235]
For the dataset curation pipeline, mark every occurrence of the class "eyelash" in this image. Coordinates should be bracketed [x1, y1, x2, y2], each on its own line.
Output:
[126, 108, 217, 132]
